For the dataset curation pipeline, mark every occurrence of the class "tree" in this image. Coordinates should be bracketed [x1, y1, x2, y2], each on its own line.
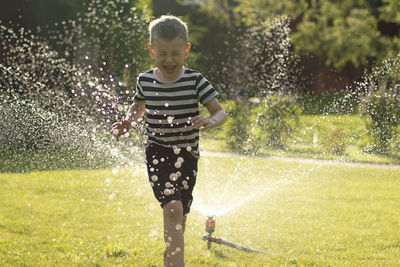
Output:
[36, 0, 152, 88]
[202, 0, 400, 72]
[379, 0, 400, 24]
[293, 3, 383, 70]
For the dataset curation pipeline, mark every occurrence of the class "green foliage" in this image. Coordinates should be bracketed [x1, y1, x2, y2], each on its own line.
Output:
[359, 56, 400, 154]
[379, 0, 400, 24]
[293, 4, 385, 70]
[41, 0, 151, 88]
[20, 0, 91, 28]
[360, 89, 400, 154]
[186, 4, 304, 99]
[223, 94, 301, 154]
[233, 0, 309, 25]
[255, 94, 301, 149]
[223, 100, 253, 154]
[179, 5, 245, 99]
[320, 127, 348, 155]
[242, 16, 303, 97]
[297, 92, 358, 115]
[211, 16, 304, 99]
[204, 0, 400, 71]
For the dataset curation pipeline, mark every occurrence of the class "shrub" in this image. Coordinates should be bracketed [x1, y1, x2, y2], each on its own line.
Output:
[224, 100, 254, 154]
[360, 89, 400, 154]
[255, 94, 301, 149]
[359, 56, 400, 154]
[321, 127, 348, 155]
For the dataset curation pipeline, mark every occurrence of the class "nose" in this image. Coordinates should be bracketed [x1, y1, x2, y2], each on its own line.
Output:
[165, 55, 173, 62]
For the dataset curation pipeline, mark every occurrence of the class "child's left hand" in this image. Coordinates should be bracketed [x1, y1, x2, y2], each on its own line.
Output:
[191, 116, 216, 131]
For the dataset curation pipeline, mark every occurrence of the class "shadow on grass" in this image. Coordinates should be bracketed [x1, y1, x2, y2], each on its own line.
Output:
[211, 249, 228, 259]
[2, 140, 400, 173]
[225, 143, 400, 166]
[0, 143, 144, 173]
[284, 145, 400, 164]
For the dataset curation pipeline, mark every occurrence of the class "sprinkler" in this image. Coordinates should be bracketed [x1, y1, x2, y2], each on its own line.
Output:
[205, 216, 216, 249]
[202, 216, 270, 254]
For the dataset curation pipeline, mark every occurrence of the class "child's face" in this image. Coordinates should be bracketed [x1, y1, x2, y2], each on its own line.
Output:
[148, 37, 191, 82]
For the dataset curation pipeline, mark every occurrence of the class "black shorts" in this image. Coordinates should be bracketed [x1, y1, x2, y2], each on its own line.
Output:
[145, 143, 198, 215]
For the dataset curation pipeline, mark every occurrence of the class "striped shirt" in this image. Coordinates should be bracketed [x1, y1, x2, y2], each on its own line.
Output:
[134, 67, 219, 158]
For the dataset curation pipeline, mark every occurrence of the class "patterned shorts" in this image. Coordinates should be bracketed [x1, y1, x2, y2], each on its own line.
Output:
[145, 143, 198, 215]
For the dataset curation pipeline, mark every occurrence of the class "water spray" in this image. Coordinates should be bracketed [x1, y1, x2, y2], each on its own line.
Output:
[202, 216, 270, 254]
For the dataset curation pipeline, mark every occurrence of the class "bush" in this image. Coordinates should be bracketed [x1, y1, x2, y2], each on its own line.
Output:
[360, 89, 400, 154]
[255, 94, 301, 149]
[320, 127, 348, 155]
[223, 95, 301, 154]
[359, 56, 400, 154]
[223, 100, 254, 154]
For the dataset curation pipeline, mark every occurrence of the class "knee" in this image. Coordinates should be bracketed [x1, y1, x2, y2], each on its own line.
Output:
[163, 200, 183, 221]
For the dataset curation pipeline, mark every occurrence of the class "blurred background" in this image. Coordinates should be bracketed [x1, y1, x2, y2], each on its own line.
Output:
[2, 0, 399, 94]
[1, 0, 399, 171]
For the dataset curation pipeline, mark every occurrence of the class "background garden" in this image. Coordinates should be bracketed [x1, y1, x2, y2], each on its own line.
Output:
[1, 0, 400, 170]
[0, 0, 400, 266]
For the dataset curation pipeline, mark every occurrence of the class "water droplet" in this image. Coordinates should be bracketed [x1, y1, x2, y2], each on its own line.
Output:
[174, 162, 181, 168]
[174, 147, 181, 155]
[169, 173, 178, 181]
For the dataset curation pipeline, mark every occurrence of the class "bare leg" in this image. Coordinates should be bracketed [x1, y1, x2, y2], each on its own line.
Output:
[163, 200, 185, 267]
[182, 215, 187, 233]
[165, 215, 187, 266]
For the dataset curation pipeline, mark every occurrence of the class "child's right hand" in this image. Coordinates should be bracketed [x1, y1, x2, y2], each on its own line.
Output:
[110, 120, 131, 141]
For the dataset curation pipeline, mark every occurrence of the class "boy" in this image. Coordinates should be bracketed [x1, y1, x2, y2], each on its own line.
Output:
[111, 15, 227, 267]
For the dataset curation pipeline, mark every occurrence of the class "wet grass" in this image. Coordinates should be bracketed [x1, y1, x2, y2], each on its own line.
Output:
[0, 154, 399, 266]
[0, 142, 143, 173]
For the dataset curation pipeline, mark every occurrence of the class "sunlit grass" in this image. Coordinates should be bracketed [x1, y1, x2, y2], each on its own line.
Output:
[1, 155, 399, 266]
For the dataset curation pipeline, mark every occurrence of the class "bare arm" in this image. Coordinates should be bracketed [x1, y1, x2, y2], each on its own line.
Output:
[192, 98, 227, 131]
[125, 100, 146, 125]
[111, 100, 145, 140]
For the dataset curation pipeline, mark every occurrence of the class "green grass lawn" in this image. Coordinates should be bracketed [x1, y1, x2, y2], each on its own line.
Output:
[1, 153, 399, 266]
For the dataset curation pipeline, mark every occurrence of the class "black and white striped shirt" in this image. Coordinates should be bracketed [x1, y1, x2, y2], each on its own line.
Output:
[134, 67, 219, 158]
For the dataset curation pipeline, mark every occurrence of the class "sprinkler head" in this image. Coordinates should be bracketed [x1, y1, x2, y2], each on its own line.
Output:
[205, 215, 215, 235]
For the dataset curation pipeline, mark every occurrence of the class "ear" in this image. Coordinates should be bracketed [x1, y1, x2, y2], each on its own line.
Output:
[184, 43, 191, 58]
[148, 44, 155, 58]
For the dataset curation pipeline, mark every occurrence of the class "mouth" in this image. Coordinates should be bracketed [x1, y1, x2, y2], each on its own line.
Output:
[163, 65, 177, 74]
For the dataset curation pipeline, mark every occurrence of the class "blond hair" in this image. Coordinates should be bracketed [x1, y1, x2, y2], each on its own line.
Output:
[149, 15, 188, 44]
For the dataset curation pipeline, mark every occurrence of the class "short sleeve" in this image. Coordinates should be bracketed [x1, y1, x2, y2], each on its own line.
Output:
[133, 76, 145, 101]
[196, 73, 219, 105]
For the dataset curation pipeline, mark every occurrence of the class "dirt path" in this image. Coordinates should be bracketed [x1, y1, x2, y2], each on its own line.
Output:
[202, 151, 400, 170]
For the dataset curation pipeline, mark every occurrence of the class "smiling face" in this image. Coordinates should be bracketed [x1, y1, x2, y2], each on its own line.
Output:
[148, 37, 191, 82]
